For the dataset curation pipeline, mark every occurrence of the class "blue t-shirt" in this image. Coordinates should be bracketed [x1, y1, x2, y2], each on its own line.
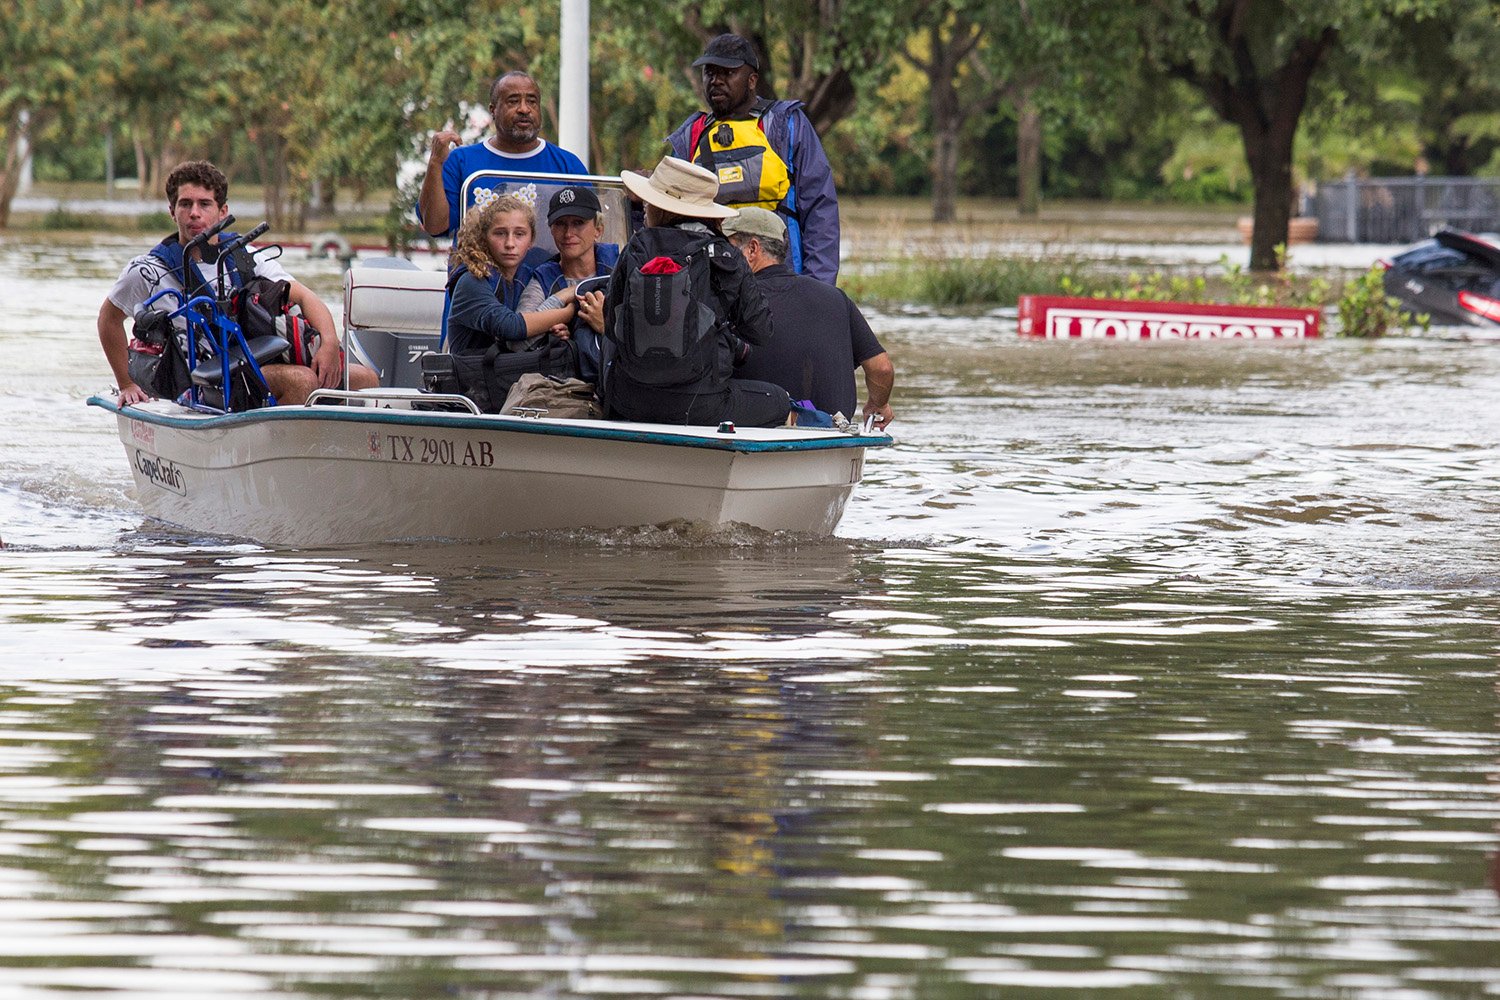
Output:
[445, 269, 532, 355]
[420, 139, 589, 240]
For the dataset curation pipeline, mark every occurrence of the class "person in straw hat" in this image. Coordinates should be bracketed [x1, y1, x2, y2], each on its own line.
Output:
[602, 156, 790, 427]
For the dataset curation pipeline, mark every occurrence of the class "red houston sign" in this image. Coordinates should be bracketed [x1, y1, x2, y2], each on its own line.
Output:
[1017, 296, 1321, 339]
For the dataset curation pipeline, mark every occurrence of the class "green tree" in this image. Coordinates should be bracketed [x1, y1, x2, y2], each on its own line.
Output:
[1402, 4, 1500, 175]
[0, 0, 102, 225]
[100, 1, 222, 203]
[967, 0, 1134, 217]
[899, 4, 997, 223]
[1137, 0, 1442, 271]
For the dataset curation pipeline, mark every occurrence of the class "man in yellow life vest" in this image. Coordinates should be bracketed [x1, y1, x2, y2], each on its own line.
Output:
[667, 34, 841, 285]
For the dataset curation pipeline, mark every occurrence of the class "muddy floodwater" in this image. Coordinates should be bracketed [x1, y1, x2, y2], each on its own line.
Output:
[1, 233, 1499, 998]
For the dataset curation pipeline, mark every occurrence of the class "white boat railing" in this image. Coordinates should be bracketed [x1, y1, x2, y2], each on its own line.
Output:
[456, 170, 633, 255]
[305, 388, 481, 413]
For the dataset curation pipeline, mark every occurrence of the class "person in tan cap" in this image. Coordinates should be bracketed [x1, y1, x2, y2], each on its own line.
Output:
[602, 156, 790, 427]
[723, 206, 895, 429]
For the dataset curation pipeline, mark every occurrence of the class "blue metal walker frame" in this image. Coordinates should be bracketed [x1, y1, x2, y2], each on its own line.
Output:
[139, 217, 278, 413]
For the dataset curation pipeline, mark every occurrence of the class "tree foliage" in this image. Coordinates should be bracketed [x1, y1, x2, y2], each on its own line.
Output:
[1136, 0, 1445, 269]
[0, 0, 103, 225]
[6, 0, 1500, 274]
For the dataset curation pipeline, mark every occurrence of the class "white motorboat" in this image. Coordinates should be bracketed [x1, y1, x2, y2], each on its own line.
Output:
[90, 170, 889, 547]
[89, 391, 887, 546]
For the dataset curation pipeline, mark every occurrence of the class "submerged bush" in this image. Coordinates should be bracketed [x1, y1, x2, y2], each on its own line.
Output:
[841, 247, 1428, 338]
[40, 206, 89, 230]
[842, 253, 1089, 309]
[1336, 264, 1427, 337]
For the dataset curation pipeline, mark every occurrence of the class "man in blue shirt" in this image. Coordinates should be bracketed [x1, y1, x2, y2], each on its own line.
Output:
[417, 71, 590, 242]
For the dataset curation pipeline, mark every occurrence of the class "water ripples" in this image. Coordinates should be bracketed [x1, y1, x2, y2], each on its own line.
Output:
[1, 239, 1499, 995]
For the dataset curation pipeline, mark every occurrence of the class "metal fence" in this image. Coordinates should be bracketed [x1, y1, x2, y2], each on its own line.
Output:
[1312, 176, 1500, 243]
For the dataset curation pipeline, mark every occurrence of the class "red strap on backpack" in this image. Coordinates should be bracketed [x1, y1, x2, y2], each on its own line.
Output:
[640, 256, 683, 275]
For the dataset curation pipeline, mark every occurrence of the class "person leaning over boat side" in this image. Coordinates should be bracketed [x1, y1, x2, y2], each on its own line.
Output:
[665, 34, 840, 285]
[96, 160, 377, 408]
[417, 70, 590, 243]
[723, 207, 895, 430]
[444, 194, 581, 356]
[602, 156, 790, 428]
[517, 185, 616, 384]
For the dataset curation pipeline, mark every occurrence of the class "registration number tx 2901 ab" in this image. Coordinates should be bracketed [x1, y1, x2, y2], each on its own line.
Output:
[380, 433, 493, 468]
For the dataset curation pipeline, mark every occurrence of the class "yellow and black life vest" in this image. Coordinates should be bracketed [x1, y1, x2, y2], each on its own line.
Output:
[688, 105, 791, 213]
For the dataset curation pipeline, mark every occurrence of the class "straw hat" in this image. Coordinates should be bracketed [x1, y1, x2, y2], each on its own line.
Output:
[621, 156, 736, 220]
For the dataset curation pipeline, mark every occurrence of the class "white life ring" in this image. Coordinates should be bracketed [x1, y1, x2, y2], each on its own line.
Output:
[310, 232, 353, 259]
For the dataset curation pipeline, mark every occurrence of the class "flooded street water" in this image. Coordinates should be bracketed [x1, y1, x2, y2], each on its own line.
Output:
[1, 233, 1499, 998]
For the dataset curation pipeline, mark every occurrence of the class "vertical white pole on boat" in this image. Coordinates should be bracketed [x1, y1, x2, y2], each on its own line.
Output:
[558, 0, 590, 168]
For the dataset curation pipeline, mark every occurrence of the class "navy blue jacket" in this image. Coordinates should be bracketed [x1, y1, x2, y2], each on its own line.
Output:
[667, 99, 840, 284]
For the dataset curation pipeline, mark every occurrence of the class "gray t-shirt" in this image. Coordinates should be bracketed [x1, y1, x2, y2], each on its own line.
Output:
[517, 273, 575, 314]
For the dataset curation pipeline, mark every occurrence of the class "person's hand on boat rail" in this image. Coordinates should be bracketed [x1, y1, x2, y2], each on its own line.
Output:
[116, 382, 152, 408]
[861, 351, 895, 430]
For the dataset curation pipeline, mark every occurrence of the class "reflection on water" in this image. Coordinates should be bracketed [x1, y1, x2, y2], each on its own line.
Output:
[1, 236, 1499, 996]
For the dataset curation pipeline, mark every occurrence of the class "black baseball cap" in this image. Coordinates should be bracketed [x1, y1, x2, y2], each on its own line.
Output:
[547, 185, 601, 224]
[692, 34, 759, 72]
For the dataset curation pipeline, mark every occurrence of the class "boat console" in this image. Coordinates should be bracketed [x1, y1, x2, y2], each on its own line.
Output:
[343, 259, 447, 388]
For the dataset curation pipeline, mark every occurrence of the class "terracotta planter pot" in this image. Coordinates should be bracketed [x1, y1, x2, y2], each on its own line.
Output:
[1238, 216, 1320, 245]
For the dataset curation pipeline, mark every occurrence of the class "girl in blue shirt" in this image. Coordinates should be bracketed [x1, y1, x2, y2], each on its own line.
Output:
[444, 195, 578, 356]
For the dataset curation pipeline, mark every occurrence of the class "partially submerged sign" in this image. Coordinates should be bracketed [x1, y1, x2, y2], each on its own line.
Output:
[1017, 296, 1321, 339]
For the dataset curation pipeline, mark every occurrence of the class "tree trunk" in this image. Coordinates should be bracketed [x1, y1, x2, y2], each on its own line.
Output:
[1170, 23, 1335, 272]
[1242, 121, 1296, 272]
[1226, 49, 1318, 272]
[931, 117, 959, 224]
[145, 151, 163, 206]
[1440, 140, 1470, 177]
[133, 136, 150, 201]
[1015, 87, 1041, 217]
[0, 114, 24, 229]
[248, 141, 276, 231]
[800, 68, 857, 136]
[926, 22, 972, 225]
[0, 108, 44, 228]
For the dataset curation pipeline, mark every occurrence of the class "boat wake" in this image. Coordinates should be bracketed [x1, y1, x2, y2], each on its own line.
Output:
[0, 481, 139, 552]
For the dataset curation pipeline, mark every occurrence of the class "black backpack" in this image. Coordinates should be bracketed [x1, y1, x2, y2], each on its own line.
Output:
[615, 228, 723, 389]
[127, 303, 193, 401]
[234, 276, 319, 365]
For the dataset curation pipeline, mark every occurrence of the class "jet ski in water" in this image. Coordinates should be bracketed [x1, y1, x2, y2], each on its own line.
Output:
[1382, 229, 1500, 328]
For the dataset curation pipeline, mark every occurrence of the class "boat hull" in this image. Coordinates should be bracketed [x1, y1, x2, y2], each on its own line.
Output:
[93, 398, 885, 546]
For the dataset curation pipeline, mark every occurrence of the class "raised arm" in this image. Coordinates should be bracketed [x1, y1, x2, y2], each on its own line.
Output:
[417, 131, 461, 237]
